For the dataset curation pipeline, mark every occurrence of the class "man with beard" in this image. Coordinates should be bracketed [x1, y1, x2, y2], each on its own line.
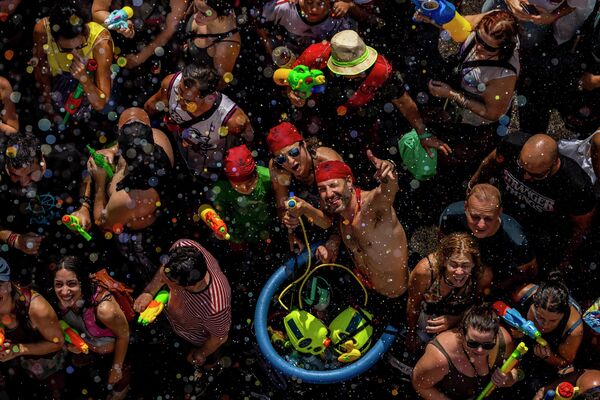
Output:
[0, 132, 90, 285]
[290, 152, 408, 299]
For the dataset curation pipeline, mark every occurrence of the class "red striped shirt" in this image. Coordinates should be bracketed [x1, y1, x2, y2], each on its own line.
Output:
[165, 239, 231, 346]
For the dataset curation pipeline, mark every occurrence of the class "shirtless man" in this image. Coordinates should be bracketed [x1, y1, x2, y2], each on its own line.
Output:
[87, 107, 175, 281]
[290, 153, 408, 298]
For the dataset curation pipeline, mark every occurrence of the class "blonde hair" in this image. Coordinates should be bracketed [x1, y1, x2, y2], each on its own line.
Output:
[431, 232, 482, 281]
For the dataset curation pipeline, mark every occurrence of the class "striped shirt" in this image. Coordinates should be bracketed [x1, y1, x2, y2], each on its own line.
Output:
[165, 239, 231, 346]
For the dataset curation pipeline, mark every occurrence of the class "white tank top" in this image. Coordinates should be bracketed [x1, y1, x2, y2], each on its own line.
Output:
[168, 72, 238, 179]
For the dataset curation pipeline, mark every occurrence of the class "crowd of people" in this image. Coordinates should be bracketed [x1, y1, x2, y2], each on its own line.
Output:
[0, 0, 599, 398]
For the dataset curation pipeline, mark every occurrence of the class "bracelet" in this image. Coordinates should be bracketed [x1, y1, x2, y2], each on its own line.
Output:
[7, 232, 19, 248]
[418, 131, 432, 139]
[451, 91, 470, 109]
[111, 364, 122, 372]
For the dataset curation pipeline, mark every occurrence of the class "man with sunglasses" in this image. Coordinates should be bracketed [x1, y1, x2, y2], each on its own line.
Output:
[469, 132, 596, 273]
[133, 239, 231, 369]
[413, 303, 517, 399]
[145, 64, 254, 181]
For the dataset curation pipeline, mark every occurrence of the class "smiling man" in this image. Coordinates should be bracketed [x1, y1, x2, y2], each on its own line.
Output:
[310, 155, 408, 299]
[439, 183, 537, 292]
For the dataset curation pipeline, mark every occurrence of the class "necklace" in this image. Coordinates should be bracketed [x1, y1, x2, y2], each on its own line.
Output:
[461, 342, 486, 377]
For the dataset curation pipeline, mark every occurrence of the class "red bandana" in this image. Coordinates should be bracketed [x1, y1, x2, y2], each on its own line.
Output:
[224, 144, 256, 182]
[266, 122, 304, 154]
[315, 160, 355, 183]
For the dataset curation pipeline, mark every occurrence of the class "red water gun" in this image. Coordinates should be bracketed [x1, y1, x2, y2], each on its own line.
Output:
[60, 320, 89, 354]
[62, 59, 98, 125]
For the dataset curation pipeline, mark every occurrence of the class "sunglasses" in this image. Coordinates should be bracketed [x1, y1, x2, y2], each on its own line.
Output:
[474, 30, 501, 53]
[516, 158, 554, 179]
[465, 338, 496, 350]
[274, 145, 302, 166]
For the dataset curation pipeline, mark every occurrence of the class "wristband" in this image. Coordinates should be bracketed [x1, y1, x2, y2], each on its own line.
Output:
[7, 233, 19, 248]
[418, 132, 432, 139]
[111, 364, 122, 372]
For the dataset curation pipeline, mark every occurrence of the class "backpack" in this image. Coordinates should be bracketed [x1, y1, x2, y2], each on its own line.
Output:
[90, 269, 136, 322]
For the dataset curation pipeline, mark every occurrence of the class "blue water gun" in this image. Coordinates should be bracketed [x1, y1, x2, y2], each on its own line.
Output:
[412, 0, 472, 42]
[493, 301, 548, 346]
[104, 6, 134, 30]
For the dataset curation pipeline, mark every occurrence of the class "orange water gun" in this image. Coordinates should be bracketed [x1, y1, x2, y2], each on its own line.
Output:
[197, 204, 230, 240]
[60, 320, 89, 354]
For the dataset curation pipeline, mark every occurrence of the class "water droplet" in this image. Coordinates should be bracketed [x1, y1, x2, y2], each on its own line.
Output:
[496, 125, 509, 136]
[154, 47, 165, 57]
[38, 118, 51, 131]
[9, 91, 21, 103]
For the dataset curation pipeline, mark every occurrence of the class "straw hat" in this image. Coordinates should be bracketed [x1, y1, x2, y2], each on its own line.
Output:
[327, 30, 378, 76]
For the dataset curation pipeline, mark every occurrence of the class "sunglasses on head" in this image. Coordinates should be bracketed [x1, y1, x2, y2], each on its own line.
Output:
[274, 145, 302, 166]
[465, 338, 496, 350]
[474, 30, 501, 53]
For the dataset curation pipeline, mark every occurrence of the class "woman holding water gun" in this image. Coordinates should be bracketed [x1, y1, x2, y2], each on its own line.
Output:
[32, 1, 113, 123]
[0, 258, 65, 398]
[51, 256, 130, 400]
[509, 272, 584, 396]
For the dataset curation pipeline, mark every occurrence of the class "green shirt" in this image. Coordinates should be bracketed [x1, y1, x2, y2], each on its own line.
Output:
[210, 166, 277, 244]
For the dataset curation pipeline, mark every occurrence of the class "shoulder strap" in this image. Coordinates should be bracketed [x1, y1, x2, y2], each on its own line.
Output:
[431, 337, 457, 372]
[518, 284, 539, 309]
[490, 330, 506, 368]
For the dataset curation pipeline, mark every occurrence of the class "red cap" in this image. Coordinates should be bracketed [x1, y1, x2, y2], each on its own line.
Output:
[223, 145, 256, 182]
[315, 160, 355, 184]
[266, 122, 304, 154]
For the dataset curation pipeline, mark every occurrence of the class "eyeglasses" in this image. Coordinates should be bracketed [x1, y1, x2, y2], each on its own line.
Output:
[274, 145, 302, 166]
[465, 338, 496, 350]
[474, 30, 501, 53]
[517, 158, 554, 179]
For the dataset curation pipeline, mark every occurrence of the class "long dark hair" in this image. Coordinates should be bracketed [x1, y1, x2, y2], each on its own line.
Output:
[53, 256, 95, 311]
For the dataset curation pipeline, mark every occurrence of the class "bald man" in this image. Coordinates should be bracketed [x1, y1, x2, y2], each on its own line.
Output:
[470, 132, 596, 272]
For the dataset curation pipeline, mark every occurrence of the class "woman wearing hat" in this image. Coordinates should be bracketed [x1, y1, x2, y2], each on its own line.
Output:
[0, 258, 65, 397]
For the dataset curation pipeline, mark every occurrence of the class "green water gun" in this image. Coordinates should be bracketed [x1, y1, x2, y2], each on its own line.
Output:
[138, 290, 169, 326]
[86, 145, 115, 178]
[476, 342, 528, 399]
[61, 214, 92, 241]
[273, 65, 326, 99]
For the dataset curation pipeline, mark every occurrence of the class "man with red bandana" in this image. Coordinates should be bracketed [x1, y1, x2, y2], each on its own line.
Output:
[291, 154, 409, 298]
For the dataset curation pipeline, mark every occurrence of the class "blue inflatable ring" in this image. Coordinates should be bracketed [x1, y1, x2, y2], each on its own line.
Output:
[254, 244, 398, 384]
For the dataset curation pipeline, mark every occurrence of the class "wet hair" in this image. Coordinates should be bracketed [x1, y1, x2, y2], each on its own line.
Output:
[164, 246, 208, 287]
[181, 64, 219, 97]
[467, 183, 502, 208]
[54, 256, 95, 309]
[533, 271, 570, 314]
[460, 303, 500, 337]
[5, 132, 43, 169]
[475, 10, 519, 61]
[431, 232, 482, 282]
[48, 1, 90, 41]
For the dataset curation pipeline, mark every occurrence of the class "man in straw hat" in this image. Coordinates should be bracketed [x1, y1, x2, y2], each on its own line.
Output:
[288, 29, 449, 157]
